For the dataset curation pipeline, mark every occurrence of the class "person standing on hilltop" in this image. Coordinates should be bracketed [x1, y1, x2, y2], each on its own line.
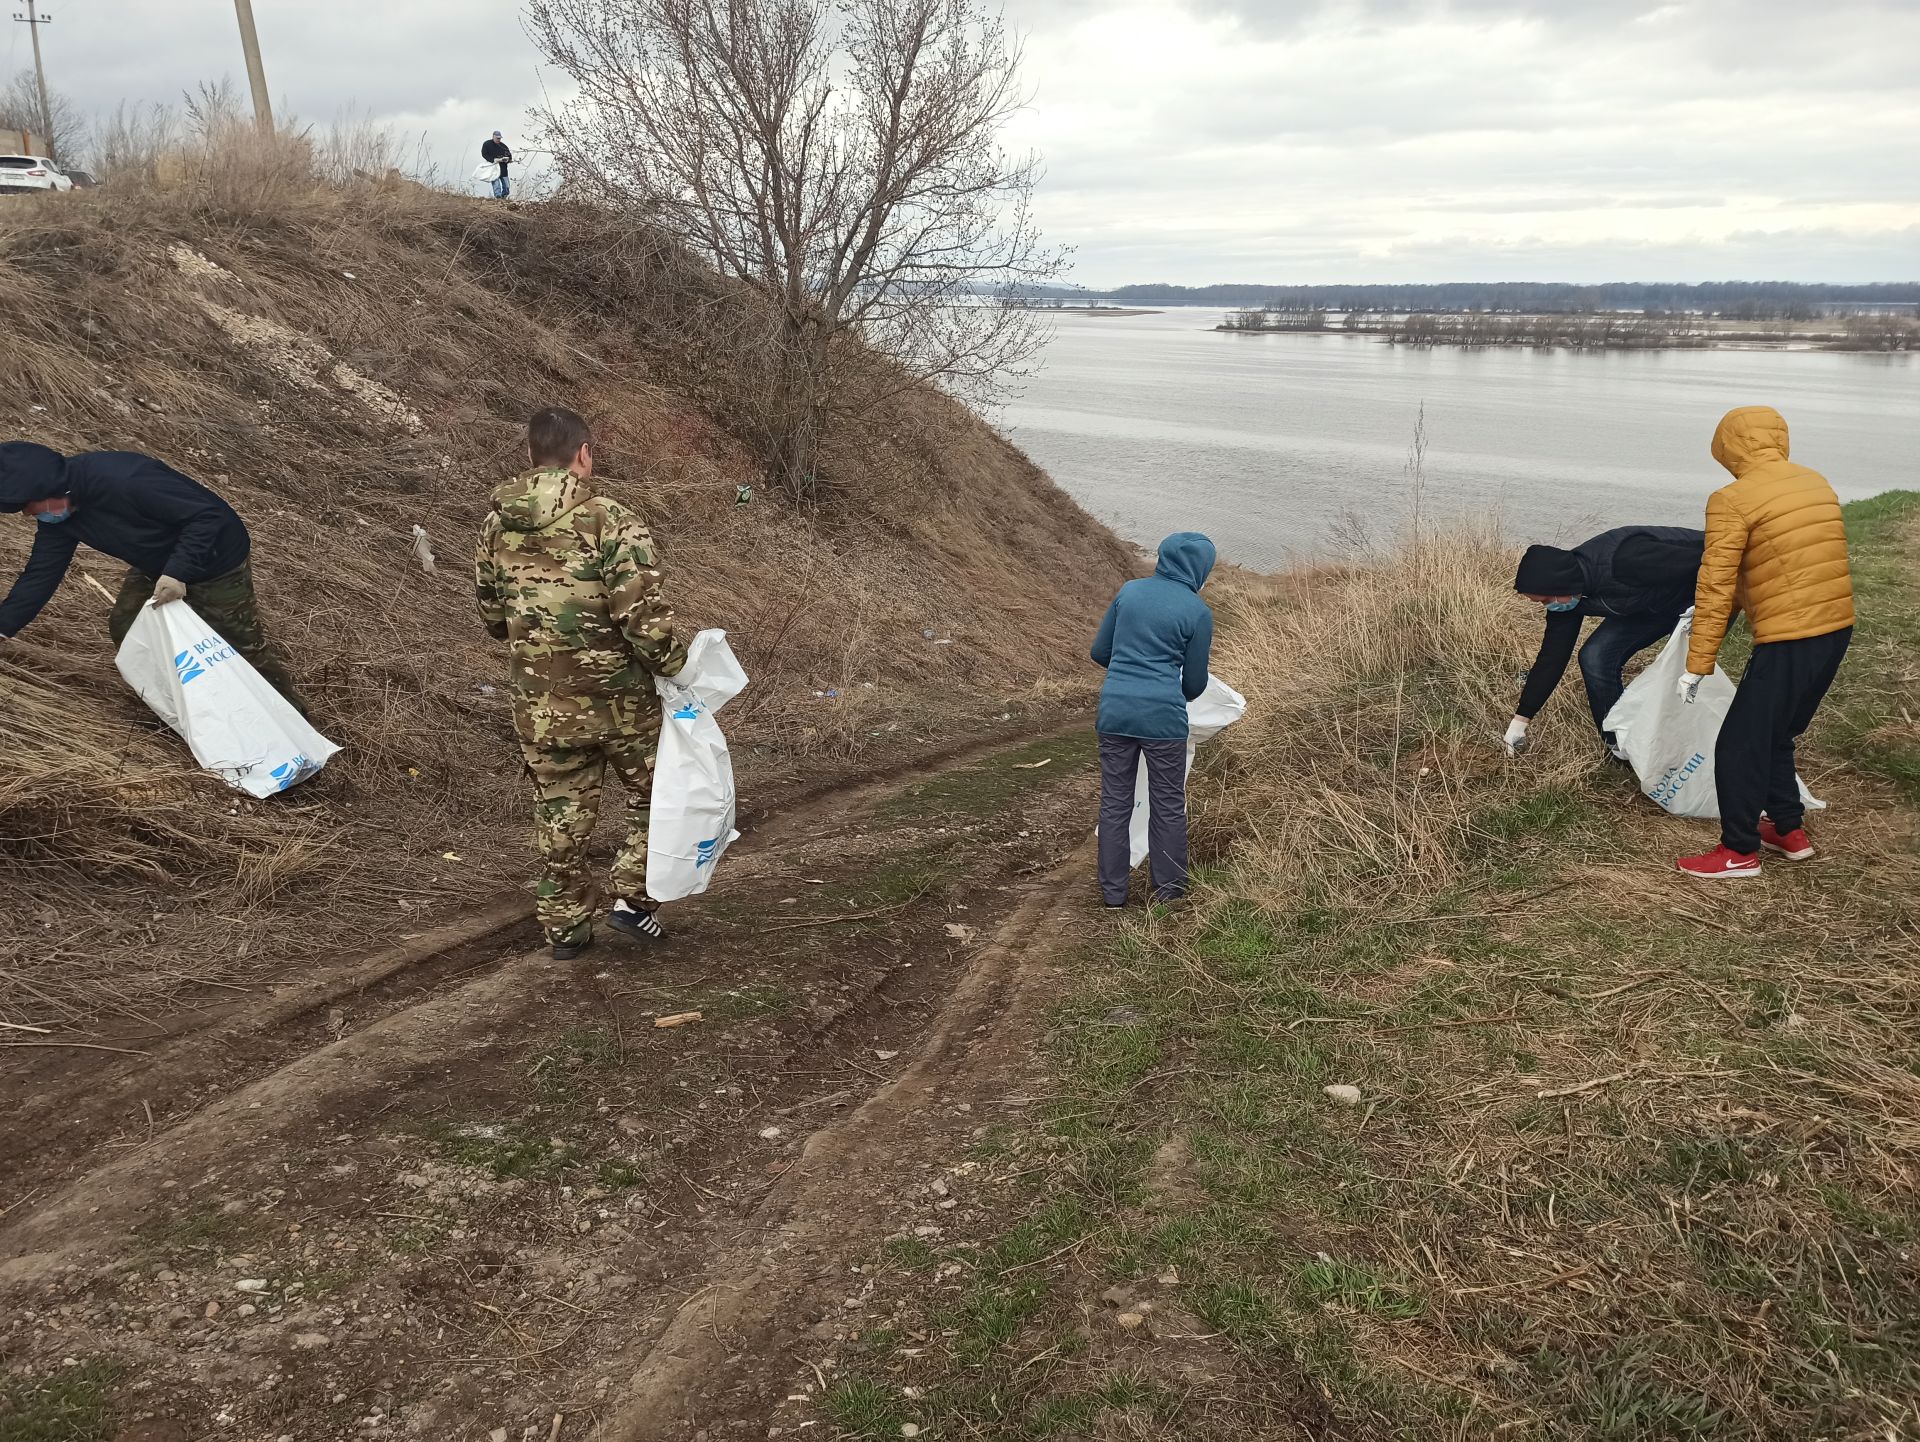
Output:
[1674, 405, 1854, 879]
[1091, 532, 1215, 908]
[475, 407, 687, 959]
[1505, 525, 1705, 758]
[0, 441, 307, 713]
[481, 130, 513, 199]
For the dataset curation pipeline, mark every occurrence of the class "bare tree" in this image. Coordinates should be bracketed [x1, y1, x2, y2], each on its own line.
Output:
[526, 0, 1067, 503]
[0, 70, 87, 164]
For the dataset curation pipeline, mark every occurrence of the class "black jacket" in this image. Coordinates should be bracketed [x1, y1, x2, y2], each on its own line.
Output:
[0, 444, 251, 636]
[481, 138, 512, 169]
[1515, 526, 1705, 719]
[1567, 525, 1704, 619]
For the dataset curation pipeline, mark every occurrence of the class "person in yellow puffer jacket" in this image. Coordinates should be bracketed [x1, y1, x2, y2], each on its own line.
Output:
[1675, 405, 1854, 879]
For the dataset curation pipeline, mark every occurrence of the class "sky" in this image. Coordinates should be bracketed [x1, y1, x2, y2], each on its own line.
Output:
[28, 0, 1920, 285]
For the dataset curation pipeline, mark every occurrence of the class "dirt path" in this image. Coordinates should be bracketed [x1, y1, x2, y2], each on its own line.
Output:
[0, 724, 1107, 1442]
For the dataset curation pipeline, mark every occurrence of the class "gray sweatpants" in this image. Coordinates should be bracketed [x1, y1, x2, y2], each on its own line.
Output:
[1097, 734, 1190, 905]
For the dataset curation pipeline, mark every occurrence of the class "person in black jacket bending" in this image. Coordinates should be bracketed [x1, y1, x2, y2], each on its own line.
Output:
[1505, 525, 1704, 757]
[0, 442, 306, 711]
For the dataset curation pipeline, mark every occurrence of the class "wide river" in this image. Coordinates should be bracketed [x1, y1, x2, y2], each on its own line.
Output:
[1000, 307, 1916, 567]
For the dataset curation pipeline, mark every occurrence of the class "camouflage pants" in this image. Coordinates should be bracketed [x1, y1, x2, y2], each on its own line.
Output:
[521, 730, 656, 947]
[108, 560, 308, 716]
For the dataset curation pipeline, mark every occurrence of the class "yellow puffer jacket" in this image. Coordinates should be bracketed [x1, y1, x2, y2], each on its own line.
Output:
[1687, 406, 1854, 675]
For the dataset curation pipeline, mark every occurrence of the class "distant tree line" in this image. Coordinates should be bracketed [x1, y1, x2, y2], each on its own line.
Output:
[1382, 311, 1709, 349]
[1030, 280, 1920, 315]
[1220, 302, 1916, 351]
[1222, 305, 1326, 332]
[1840, 314, 1919, 351]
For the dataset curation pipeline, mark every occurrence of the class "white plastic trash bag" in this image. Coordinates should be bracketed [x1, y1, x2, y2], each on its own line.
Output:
[1604, 609, 1820, 820]
[1127, 675, 1248, 866]
[115, 601, 339, 798]
[648, 629, 748, 902]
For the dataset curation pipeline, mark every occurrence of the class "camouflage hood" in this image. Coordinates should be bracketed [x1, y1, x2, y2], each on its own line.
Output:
[491, 467, 590, 533]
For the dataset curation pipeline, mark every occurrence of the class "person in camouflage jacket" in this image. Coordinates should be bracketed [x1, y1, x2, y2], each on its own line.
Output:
[476, 408, 688, 959]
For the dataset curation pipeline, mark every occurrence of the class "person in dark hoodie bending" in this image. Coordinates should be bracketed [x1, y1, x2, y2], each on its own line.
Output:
[0, 441, 305, 711]
[1091, 532, 1215, 908]
[1505, 525, 1705, 758]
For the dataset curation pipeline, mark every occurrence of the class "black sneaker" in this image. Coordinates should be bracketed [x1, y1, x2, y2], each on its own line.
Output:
[551, 931, 595, 961]
[607, 899, 666, 942]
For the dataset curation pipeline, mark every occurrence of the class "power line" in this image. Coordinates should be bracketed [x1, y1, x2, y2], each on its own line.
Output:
[10, 0, 53, 160]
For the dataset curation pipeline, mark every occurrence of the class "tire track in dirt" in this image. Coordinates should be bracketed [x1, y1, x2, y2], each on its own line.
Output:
[0, 950, 558, 1286]
[0, 719, 1085, 1211]
[1, 724, 1100, 1441]
[598, 849, 1090, 1439]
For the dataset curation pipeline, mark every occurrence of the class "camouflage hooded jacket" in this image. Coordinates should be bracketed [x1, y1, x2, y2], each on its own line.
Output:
[475, 467, 687, 746]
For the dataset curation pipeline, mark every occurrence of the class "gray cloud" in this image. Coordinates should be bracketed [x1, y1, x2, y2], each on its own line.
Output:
[27, 0, 1920, 282]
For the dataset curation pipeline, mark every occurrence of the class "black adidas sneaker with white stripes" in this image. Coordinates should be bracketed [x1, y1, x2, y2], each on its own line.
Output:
[607, 898, 666, 941]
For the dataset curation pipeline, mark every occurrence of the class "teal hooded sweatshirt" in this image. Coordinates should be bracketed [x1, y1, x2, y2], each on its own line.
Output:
[1091, 532, 1216, 740]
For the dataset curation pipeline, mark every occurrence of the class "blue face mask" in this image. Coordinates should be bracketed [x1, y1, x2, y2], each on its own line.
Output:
[1544, 598, 1581, 612]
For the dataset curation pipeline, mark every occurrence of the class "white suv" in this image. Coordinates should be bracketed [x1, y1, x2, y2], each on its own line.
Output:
[0, 155, 75, 194]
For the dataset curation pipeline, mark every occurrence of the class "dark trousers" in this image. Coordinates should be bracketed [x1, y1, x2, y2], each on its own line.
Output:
[1581, 611, 1683, 738]
[108, 561, 308, 716]
[1716, 628, 1851, 853]
[1098, 734, 1189, 904]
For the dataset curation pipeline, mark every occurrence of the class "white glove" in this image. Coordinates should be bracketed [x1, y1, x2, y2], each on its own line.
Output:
[1503, 716, 1529, 756]
[151, 575, 188, 606]
[1676, 671, 1704, 704]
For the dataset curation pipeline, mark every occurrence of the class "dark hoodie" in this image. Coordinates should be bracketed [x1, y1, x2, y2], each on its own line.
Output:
[1511, 525, 1705, 720]
[1090, 532, 1216, 740]
[0, 443, 251, 636]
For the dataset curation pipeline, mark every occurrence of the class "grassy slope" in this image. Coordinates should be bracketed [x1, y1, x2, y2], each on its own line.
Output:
[0, 178, 1131, 1022]
[820, 496, 1920, 1441]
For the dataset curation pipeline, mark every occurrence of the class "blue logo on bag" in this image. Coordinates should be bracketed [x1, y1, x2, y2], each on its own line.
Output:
[1648, 751, 1708, 811]
[173, 636, 237, 686]
[270, 756, 312, 792]
[695, 838, 721, 869]
[672, 701, 703, 721]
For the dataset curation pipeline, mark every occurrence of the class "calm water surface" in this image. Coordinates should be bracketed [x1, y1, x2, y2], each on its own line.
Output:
[1000, 308, 1917, 568]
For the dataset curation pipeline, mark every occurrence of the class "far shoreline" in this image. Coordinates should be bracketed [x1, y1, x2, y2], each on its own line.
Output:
[1210, 325, 1913, 355]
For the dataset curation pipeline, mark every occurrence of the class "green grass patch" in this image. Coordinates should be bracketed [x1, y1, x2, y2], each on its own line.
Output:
[422, 1120, 578, 1181]
[1292, 1256, 1424, 1319]
[880, 1235, 937, 1270]
[0, 1361, 120, 1442]
[1823, 491, 1920, 798]
[820, 1376, 907, 1439]
[696, 982, 795, 1023]
[1472, 782, 1594, 844]
[528, 1026, 623, 1098]
[882, 731, 1094, 822]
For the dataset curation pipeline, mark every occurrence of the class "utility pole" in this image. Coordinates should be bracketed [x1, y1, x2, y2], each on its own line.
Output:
[11, 0, 55, 160]
[232, 0, 274, 133]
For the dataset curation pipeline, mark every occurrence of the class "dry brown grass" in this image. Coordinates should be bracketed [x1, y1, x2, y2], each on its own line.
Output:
[0, 128, 1130, 1025]
[819, 513, 1920, 1440]
[1193, 526, 1596, 911]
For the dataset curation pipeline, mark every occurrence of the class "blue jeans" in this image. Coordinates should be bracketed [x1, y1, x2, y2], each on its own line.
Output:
[1097, 734, 1189, 904]
[491, 172, 511, 199]
[1580, 611, 1683, 738]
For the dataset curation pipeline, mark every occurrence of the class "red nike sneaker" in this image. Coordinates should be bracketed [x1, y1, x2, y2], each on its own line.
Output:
[1759, 819, 1815, 861]
[1676, 845, 1762, 879]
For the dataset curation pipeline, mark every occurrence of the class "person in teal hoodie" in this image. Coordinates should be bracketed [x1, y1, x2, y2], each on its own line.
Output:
[1091, 532, 1216, 906]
